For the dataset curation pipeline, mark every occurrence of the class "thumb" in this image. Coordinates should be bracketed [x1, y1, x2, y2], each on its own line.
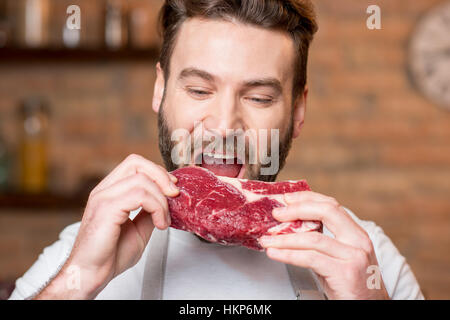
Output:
[131, 209, 156, 246]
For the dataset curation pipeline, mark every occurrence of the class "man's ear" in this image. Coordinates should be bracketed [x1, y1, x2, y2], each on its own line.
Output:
[292, 86, 308, 139]
[152, 62, 165, 113]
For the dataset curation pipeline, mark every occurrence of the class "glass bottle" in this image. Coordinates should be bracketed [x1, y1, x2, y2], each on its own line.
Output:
[105, 0, 128, 50]
[15, 0, 50, 48]
[0, 127, 10, 192]
[18, 97, 49, 194]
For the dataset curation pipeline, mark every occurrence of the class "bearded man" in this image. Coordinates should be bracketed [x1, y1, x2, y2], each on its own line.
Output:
[10, 0, 423, 300]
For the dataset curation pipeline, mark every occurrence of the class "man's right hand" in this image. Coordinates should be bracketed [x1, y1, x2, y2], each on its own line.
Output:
[35, 154, 179, 299]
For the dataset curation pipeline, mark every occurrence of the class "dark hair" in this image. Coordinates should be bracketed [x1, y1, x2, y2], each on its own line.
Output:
[157, 0, 318, 101]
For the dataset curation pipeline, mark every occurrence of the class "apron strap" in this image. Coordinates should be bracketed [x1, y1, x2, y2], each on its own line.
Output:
[141, 228, 169, 300]
[286, 264, 327, 300]
[141, 228, 325, 300]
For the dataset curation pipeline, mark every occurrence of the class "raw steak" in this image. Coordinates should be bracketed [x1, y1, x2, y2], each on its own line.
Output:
[168, 166, 322, 251]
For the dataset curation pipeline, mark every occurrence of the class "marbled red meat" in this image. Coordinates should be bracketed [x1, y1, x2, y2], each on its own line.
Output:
[168, 166, 322, 250]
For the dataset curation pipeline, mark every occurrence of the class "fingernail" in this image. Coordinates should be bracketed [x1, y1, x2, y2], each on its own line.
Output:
[284, 193, 297, 202]
[259, 236, 273, 246]
[169, 174, 178, 183]
[170, 184, 179, 195]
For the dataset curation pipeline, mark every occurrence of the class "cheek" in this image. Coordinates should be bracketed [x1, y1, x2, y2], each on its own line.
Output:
[166, 90, 206, 132]
[244, 106, 289, 133]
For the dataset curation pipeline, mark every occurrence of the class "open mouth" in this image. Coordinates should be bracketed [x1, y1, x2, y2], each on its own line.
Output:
[195, 152, 245, 178]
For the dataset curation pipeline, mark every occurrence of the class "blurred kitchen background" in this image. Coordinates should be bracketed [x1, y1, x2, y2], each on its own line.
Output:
[0, 0, 449, 299]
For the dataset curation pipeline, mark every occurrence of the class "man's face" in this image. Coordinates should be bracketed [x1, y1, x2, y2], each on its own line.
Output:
[153, 18, 307, 181]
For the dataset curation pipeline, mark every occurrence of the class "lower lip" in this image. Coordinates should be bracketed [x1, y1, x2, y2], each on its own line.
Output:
[194, 154, 246, 179]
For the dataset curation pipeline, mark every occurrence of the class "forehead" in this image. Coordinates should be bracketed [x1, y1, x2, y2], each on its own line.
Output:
[170, 17, 296, 85]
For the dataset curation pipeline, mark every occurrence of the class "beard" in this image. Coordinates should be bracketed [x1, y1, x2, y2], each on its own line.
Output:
[157, 98, 294, 182]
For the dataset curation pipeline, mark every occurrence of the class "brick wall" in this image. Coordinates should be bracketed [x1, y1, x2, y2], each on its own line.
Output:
[0, 0, 449, 299]
[281, 0, 450, 299]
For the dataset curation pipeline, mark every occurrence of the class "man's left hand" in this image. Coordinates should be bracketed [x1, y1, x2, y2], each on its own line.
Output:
[259, 191, 390, 300]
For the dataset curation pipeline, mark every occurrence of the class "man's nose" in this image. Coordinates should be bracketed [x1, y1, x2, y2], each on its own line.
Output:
[203, 92, 243, 135]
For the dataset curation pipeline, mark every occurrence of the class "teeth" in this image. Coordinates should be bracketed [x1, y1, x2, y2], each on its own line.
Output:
[203, 152, 236, 160]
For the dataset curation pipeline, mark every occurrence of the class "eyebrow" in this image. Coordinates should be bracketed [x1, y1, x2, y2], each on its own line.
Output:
[178, 67, 215, 82]
[241, 78, 283, 95]
[177, 67, 283, 95]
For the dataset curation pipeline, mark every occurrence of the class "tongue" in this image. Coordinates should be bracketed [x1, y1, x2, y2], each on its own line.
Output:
[200, 162, 242, 178]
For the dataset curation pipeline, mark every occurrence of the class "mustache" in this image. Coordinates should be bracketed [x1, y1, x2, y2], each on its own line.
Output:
[190, 133, 256, 165]
[158, 106, 294, 181]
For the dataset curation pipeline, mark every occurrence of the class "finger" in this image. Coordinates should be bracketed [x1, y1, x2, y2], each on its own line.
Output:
[272, 200, 360, 238]
[266, 248, 339, 278]
[115, 218, 150, 272]
[92, 154, 178, 197]
[94, 172, 169, 216]
[98, 188, 169, 230]
[282, 193, 374, 252]
[284, 191, 339, 205]
[131, 209, 156, 245]
[272, 201, 370, 248]
[259, 231, 358, 260]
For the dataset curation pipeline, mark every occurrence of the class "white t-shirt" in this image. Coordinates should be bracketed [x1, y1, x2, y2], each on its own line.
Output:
[9, 208, 424, 300]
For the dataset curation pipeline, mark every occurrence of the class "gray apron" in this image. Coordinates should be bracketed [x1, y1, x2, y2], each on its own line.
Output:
[141, 229, 326, 300]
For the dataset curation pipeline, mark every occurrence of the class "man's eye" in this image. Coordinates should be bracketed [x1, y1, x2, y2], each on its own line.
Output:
[187, 89, 210, 97]
[247, 97, 273, 105]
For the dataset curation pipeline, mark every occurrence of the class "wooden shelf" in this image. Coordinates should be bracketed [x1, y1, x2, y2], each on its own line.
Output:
[0, 47, 160, 63]
[0, 192, 86, 210]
